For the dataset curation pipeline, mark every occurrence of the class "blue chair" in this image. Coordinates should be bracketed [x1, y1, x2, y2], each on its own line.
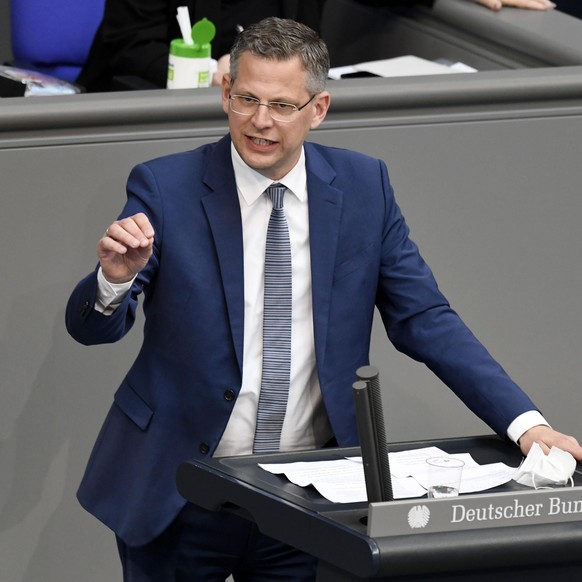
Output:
[10, 0, 105, 82]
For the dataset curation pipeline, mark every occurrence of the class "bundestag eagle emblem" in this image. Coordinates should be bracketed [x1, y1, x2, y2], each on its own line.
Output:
[407, 505, 431, 529]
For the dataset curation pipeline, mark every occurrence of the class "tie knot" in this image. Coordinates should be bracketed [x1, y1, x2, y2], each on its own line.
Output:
[266, 183, 286, 210]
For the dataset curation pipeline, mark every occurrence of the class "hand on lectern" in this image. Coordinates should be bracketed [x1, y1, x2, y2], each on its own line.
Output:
[518, 425, 582, 461]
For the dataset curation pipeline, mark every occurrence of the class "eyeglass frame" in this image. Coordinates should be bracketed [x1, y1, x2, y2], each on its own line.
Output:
[228, 92, 317, 122]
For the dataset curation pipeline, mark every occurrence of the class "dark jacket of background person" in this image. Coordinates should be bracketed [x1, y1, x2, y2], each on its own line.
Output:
[78, 0, 326, 91]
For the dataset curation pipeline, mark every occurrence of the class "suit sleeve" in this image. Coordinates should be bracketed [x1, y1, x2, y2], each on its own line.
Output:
[65, 163, 162, 345]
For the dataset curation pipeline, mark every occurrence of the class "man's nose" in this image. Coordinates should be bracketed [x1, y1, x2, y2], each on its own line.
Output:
[252, 103, 274, 127]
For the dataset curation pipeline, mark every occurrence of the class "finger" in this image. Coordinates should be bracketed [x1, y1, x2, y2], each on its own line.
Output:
[474, 0, 503, 10]
[543, 434, 582, 460]
[131, 212, 155, 241]
[98, 233, 133, 257]
[105, 215, 154, 249]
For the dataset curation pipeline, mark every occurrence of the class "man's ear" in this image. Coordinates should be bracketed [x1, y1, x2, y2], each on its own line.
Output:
[310, 91, 331, 130]
[221, 74, 232, 115]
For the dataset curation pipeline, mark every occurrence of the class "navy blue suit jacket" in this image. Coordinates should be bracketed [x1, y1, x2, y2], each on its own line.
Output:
[66, 135, 537, 546]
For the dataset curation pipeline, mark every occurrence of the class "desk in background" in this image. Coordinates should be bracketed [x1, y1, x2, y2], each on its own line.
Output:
[322, 0, 582, 70]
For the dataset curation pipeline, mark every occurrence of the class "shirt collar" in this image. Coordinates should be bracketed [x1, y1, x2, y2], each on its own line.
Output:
[230, 143, 307, 207]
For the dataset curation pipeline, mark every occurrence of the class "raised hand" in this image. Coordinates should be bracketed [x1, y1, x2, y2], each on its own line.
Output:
[98, 213, 155, 284]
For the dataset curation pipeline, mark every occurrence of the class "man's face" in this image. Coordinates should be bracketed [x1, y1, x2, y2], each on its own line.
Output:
[222, 52, 330, 181]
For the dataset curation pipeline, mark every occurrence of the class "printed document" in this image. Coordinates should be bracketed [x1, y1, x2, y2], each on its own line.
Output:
[259, 446, 518, 504]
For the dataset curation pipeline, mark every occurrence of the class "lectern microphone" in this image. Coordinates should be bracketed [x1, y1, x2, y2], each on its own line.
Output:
[353, 365, 394, 502]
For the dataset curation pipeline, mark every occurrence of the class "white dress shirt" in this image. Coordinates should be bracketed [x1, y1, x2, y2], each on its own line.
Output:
[213, 145, 332, 456]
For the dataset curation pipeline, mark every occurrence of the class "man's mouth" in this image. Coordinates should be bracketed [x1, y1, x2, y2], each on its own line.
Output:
[250, 137, 276, 146]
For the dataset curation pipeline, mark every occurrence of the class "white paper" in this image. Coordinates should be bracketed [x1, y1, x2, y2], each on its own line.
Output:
[260, 459, 367, 502]
[328, 55, 477, 80]
[259, 447, 518, 503]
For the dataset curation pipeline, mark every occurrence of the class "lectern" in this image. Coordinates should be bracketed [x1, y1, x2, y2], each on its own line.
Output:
[177, 435, 582, 581]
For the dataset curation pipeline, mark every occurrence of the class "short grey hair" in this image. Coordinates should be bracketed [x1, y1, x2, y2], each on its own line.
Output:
[229, 17, 329, 94]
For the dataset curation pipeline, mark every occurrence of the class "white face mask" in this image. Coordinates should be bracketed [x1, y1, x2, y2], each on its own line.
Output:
[513, 442, 576, 489]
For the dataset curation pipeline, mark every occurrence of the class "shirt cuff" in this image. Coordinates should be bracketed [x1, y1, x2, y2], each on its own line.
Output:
[95, 267, 135, 314]
[506, 410, 551, 444]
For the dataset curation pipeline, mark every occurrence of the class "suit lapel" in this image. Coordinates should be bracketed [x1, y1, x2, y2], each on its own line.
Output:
[305, 144, 343, 370]
[200, 137, 245, 373]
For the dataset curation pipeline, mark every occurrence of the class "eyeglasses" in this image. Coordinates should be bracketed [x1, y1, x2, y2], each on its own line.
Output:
[229, 93, 317, 122]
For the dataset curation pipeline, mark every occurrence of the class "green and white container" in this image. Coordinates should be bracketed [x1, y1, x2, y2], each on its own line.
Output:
[167, 17, 216, 89]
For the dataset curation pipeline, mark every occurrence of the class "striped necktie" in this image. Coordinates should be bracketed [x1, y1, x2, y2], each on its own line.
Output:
[253, 183, 292, 453]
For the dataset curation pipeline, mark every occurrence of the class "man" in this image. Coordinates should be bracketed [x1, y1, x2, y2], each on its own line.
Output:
[66, 16, 582, 581]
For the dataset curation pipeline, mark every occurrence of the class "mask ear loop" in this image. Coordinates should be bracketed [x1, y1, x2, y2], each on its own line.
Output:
[531, 472, 575, 489]
[531, 471, 552, 490]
